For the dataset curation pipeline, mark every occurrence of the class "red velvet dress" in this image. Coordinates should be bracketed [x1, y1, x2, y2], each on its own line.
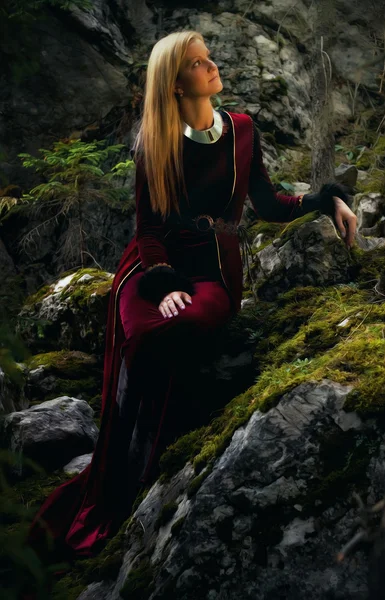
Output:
[26, 110, 306, 564]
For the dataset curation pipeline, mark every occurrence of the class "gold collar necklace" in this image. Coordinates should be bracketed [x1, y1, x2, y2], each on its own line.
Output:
[182, 109, 223, 144]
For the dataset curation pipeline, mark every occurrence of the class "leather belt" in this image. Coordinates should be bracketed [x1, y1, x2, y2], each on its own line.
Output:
[175, 214, 239, 236]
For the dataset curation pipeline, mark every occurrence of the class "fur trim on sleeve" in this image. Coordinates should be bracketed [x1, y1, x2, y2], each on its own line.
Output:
[302, 182, 351, 216]
[137, 266, 196, 306]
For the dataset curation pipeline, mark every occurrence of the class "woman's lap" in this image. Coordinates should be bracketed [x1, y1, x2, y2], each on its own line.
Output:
[119, 271, 233, 344]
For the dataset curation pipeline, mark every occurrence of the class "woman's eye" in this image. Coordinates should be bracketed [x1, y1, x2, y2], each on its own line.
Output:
[193, 57, 213, 67]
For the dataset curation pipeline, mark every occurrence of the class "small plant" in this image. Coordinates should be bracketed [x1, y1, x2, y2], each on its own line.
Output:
[334, 144, 367, 163]
[1, 139, 136, 269]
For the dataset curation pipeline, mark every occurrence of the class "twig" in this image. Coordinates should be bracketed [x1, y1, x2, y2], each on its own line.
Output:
[340, 306, 374, 347]
[81, 250, 103, 270]
[336, 530, 368, 563]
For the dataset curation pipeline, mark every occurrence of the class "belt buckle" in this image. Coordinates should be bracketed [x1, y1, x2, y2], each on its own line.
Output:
[194, 214, 214, 232]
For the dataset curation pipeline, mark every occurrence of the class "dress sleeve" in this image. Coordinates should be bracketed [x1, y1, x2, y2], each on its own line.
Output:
[134, 155, 196, 304]
[135, 156, 172, 270]
[247, 122, 306, 222]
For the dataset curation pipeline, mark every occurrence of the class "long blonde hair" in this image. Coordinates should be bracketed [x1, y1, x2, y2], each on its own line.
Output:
[131, 30, 206, 221]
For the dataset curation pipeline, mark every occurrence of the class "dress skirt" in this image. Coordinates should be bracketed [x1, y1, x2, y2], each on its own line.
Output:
[116, 270, 233, 486]
[25, 268, 234, 568]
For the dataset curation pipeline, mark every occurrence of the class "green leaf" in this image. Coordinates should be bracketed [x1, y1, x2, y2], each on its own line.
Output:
[279, 181, 295, 192]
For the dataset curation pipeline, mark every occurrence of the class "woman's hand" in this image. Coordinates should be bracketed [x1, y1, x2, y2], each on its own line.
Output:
[333, 196, 357, 250]
[159, 291, 193, 318]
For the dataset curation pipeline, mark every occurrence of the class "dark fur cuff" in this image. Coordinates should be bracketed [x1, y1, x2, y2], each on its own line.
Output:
[138, 265, 196, 305]
[302, 182, 351, 217]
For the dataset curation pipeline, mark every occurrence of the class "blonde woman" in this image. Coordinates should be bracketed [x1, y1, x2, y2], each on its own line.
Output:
[27, 30, 356, 565]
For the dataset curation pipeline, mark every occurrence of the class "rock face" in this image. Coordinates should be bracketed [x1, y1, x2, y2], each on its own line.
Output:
[83, 379, 383, 600]
[0, 396, 98, 477]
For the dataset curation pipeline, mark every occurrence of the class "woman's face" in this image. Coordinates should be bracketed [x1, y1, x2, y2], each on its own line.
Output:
[175, 39, 223, 98]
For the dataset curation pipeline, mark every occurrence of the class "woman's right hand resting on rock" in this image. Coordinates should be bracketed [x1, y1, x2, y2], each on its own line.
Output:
[159, 291, 193, 318]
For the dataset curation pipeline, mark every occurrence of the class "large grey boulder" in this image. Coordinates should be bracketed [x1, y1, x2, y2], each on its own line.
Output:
[0, 396, 98, 477]
[80, 378, 385, 600]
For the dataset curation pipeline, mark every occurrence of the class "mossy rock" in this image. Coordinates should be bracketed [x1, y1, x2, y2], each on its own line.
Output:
[17, 268, 114, 355]
[275, 210, 321, 247]
[25, 350, 103, 418]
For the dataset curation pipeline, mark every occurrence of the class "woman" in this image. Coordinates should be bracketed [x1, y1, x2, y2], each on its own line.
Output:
[26, 30, 356, 562]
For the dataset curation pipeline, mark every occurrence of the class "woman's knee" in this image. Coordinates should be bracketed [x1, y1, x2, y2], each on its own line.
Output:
[178, 285, 231, 331]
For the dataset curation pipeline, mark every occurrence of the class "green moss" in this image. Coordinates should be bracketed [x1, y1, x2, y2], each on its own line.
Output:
[158, 427, 206, 482]
[26, 349, 97, 375]
[25, 350, 102, 411]
[248, 221, 283, 239]
[23, 284, 51, 307]
[355, 168, 385, 195]
[350, 245, 385, 289]
[119, 558, 154, 600]
[23, 269, 113, 309]
[154, 501, 178, 530]
[187, 465, 213, 498]
[276, 210, 321, 247]
[171, 516, 186, 536]
[58, 269, 113, 308]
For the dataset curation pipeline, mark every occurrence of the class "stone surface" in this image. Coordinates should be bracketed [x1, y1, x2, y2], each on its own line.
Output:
[355, 193, 385, 231]
[0, 396, 98, 477]
[63, 452, 93, 475]
[252, 214, 355, 300]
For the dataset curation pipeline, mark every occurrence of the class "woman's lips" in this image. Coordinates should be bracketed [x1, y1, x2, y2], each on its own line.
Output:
[210, 75, 219, 82]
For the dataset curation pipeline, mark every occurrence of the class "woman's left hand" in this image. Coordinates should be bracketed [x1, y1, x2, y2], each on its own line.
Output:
[333, 196, 357, 250]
